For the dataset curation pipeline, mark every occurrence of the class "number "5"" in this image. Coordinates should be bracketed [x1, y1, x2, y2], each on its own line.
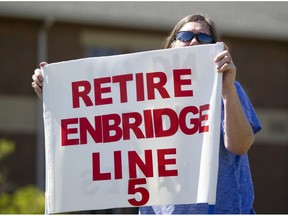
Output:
[128, 178, 150, 206]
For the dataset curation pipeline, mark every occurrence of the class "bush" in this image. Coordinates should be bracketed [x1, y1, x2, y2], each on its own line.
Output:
[0, 139, 15, 185]
[0, 139, 45, 214]
[0, 185, 45, 214]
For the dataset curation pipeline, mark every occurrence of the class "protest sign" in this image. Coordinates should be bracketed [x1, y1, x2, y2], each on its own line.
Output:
[42, 43, 223, 214]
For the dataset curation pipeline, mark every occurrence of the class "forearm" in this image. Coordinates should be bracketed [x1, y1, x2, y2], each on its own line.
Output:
[222, 85, 255, 155]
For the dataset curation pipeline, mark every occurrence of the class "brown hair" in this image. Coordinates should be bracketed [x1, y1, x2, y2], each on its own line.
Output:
[163, 14, 219, 49]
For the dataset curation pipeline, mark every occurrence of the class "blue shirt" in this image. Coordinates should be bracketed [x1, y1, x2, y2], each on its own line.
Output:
[140, 81, 262, 214]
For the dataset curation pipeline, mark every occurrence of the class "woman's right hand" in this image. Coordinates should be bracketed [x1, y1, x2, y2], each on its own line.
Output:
[32, 62, 47, 100]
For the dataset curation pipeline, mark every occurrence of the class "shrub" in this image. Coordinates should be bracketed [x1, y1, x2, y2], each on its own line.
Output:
[0, 139, 45, 213]
[0, 185, 45, 214]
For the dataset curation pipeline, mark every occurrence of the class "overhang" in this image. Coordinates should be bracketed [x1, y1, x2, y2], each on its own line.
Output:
[0, 2, 287, 40]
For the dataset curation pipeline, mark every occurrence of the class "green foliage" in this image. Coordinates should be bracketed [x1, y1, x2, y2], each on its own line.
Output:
[0, 139, 15, 185]
[0, 185, 45, 214]
[0, 139, 45, 214]
[0, 139, 15, 160]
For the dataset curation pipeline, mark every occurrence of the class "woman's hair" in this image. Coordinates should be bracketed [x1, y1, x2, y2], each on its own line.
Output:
[163, 14, 219, 48]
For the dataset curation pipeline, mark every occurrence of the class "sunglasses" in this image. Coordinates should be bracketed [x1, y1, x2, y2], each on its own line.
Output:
[175, 31, 215, 44]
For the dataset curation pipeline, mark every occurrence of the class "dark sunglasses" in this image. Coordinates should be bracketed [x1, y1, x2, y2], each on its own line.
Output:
[175, 31, 215, 44]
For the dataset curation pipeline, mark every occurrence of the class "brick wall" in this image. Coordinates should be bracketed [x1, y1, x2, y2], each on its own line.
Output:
[0, 17, 39, 96]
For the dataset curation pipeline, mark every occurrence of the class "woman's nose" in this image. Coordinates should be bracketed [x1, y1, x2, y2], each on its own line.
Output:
[189, 37, 199, 46]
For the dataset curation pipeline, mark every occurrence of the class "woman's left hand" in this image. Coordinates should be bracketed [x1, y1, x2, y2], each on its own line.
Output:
[214, 43, 236, 97]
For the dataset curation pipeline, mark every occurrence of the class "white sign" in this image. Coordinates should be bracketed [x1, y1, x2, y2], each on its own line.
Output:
[42, 43, 223, 214]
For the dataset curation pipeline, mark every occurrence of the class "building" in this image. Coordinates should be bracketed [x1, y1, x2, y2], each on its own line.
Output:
[0, 1, 287, 213]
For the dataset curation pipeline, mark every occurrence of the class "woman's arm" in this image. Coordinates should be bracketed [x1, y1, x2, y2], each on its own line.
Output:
[215, 44, 255, 155]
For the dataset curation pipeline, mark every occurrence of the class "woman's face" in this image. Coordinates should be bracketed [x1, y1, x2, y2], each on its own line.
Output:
[173, 21, 211, 48]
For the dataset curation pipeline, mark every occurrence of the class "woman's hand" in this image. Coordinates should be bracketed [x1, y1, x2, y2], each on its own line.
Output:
[214, 43, 236, 98]
[31, 62, 47, 100]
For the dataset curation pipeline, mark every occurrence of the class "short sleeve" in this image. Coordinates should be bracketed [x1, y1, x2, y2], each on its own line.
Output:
[234, 81, 262, 134]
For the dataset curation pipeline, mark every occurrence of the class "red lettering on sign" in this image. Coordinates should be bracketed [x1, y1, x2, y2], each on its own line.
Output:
[94, 77, 112, 105]
[102, 114, 122, 143]
[79, 116, 102, 144]
[114, 151, 122, 180]
[135, 73, 145, 101]
[128, 178, 149, 206]
[179, 106, 199, 135]
[146, 72, 170, 100]
[153, 108, 178, 137]
[92, 148, 178, 181]
[72, 81, 93, 108]
[92, 152, 111, 181]
[199, 104, 210, 132]
[61, 105, 210, 146]
[129, 150, 153, 179]
[61, 118, 79, 146]
[112, 74, 133, 103]
[71, 69, 194, 108]
[173, 69, 193, 97]
[158, 148, 178, 177]
[122, 112, 145, 140]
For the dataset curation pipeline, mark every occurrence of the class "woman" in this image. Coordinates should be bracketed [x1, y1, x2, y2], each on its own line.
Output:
[32, 14, 261, 214]
[140, 14, 262, 214]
